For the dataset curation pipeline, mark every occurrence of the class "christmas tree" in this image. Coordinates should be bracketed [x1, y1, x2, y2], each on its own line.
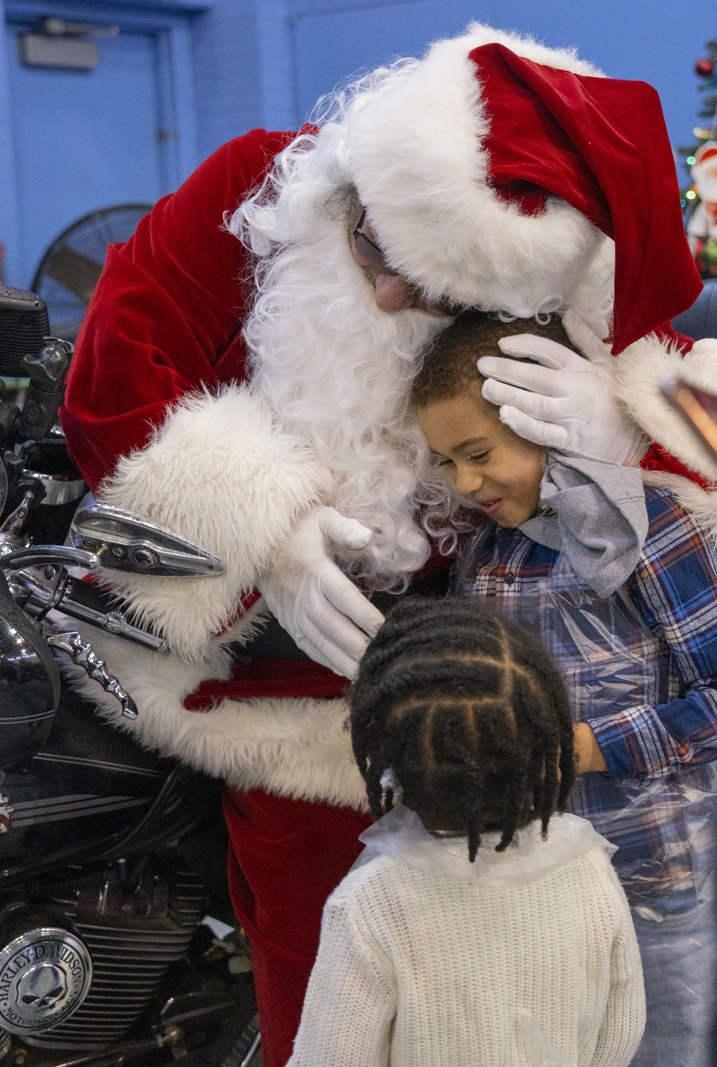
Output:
[679, 40, 717, 277]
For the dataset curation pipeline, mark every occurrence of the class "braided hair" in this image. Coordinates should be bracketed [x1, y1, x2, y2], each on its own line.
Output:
[350, 596, 575, 862]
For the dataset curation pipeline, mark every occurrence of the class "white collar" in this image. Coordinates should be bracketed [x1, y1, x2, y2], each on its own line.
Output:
[352, 804, 616, 887]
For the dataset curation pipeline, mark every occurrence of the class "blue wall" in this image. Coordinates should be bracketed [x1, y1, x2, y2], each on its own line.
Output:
[0, 0, 714, 286]
[0, 0, 208, 285]
[287, 1, 712, 176]
[192, 0, 295, 156]
[190, 0, 713, 166]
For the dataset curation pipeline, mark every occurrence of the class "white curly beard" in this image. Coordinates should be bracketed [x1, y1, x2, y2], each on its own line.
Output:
[232, 190, 448, 590]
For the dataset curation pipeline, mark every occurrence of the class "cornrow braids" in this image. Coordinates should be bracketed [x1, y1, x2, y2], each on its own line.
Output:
[350, 596, 575, 862]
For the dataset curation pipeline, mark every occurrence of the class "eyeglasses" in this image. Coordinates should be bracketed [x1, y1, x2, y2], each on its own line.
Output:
[350, 208, 458, 316]
[351, 209, 400, 276]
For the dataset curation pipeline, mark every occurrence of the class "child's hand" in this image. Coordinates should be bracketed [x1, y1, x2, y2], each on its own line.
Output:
[573, 722, 608, 774]
[477, 311, 649, 465]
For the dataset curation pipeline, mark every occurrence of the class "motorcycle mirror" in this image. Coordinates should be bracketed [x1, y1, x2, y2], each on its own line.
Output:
[69, 501, 225, 577]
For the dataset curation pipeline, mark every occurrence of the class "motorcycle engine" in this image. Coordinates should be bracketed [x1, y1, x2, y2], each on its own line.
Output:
[0, 856, 207, 1051]
[0, 902, 92, 1037]
[0, 290, 246, 1062]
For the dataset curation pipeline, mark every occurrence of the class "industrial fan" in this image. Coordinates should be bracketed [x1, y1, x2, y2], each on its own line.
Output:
[30, 203, 152, 342]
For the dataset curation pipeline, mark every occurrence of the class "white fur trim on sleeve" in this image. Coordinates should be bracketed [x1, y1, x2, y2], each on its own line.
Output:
[615, 335, 717, 480]
[97, 384, 328, 662]
[58, 619, 368, 811]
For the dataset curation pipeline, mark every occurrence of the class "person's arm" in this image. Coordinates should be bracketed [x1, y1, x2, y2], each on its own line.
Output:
[477, 312, 717, 487]
[59, 132, 326, 663]
[62, 130, 296, 490]
[286, 894, 396, 1067]
[583, 490, 717, 780]
[590, 915, 646, 1067]
[60, 131, 384, 669]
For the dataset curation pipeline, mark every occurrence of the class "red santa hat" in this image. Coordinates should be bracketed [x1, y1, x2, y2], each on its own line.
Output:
[347, 24, 701, 353]
[694, 141, 717, 169]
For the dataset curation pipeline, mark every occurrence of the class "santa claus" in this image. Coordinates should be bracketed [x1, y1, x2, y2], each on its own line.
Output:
[687, 140, 717, 277]
[60, 21, 714, 1067]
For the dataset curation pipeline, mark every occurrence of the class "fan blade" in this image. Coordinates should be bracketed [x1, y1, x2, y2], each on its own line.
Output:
[46, 247, 103, 305]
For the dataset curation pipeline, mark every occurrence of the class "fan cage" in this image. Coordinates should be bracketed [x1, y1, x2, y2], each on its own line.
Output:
[30, 204, 153, 343]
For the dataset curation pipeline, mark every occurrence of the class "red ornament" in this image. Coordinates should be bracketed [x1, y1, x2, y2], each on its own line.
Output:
[695, 58, 714, 78]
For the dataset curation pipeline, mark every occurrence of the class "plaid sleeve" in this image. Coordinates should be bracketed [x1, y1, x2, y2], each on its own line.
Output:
[587, 489, 717, 780]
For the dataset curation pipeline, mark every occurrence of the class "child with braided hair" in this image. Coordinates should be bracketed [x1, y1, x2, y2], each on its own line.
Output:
[286, 596, 644, 1067]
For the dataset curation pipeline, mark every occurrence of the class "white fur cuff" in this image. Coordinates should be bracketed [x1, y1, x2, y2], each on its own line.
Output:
[615, 334, 717, 480]
[59, 624, 368, 811]
[97, 385, 328, 662]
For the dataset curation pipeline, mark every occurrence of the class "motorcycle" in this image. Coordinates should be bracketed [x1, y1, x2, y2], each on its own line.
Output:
[0, 286, 261, 1067]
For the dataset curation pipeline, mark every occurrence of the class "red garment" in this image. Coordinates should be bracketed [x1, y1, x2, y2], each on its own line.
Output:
[60, 131, 377, 1065]
[223, 789, 372, 1067]
[185, 658, 350, 706]
[472, 43, 702, 354]
[61, 129, 298, 491]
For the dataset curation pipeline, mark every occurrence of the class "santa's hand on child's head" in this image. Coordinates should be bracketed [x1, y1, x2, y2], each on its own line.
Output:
[477, 311, 648, 465]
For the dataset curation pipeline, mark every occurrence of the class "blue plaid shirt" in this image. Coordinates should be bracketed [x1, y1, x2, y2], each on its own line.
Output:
[455, 486, 717, 916]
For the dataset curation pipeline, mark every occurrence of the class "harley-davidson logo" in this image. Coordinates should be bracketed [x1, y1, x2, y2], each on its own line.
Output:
[0, 930, 92, 1033]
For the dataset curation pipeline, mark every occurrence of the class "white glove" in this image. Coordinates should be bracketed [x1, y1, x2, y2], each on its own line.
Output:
[257, 505, 385, 680]
[477, 310, 648, 465]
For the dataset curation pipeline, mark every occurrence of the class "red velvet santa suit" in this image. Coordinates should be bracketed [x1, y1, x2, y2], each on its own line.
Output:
[62, 130, 291, 488]
[60, 23, 716, 1067]
[61, 130, 380, 1066]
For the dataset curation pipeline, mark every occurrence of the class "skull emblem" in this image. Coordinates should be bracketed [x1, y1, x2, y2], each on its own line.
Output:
[16, 964, 68, 1013]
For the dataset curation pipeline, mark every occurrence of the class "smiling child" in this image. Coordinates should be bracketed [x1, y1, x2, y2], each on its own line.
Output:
[410, 309, 717, 1067]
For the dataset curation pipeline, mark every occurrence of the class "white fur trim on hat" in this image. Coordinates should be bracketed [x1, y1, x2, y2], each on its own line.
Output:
[347, 22, 608, 317]
[57, 617, 368, 811]
[97, 384, 329, 663]
[615, 335, 717, 480]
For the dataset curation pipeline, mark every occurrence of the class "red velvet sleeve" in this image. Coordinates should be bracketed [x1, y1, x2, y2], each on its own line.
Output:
[60, 129, 298, 491]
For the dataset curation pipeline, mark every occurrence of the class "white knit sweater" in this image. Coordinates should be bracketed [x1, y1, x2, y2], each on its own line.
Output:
[286, 811, 645, 1067]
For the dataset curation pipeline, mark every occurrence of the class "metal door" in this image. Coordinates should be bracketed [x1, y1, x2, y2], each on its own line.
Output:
[5, 14, 182, 287]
